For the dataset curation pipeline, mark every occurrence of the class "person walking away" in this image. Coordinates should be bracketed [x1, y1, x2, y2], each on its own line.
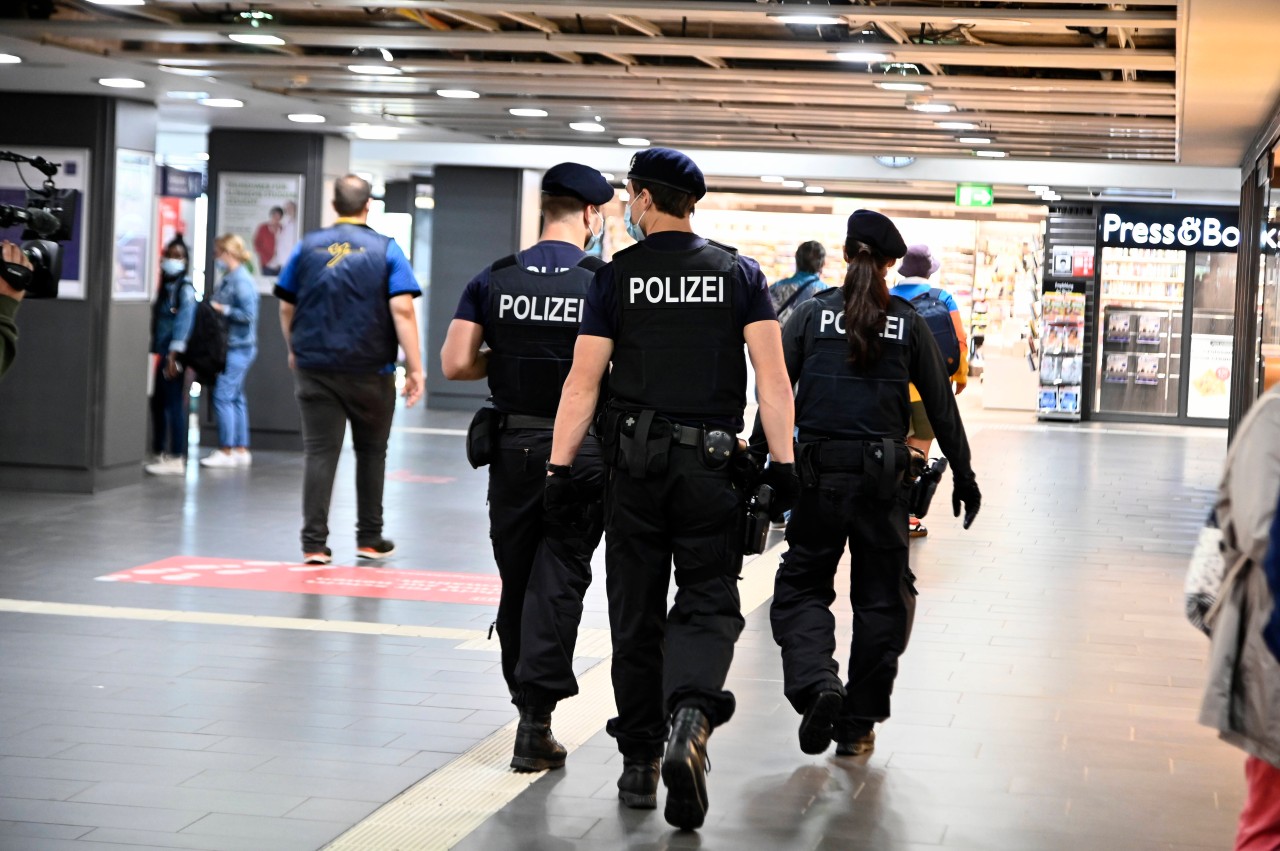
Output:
[770, 210, 981, 760]
[201, 234, 259, 468]
[274, 174, 424, 565]
[440, 162, 614, 774]
[146, 237, 197, 475]
[769, 240, 829, 327]
[547, 147, 799, 831]
[889, 243, 968, 537]
[1199, 383, 1280, 851]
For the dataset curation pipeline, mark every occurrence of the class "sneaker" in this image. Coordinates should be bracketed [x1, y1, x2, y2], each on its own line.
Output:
[144, 454, 185, 476]
[356, 539, 396, 560]
[235, 451, 252, 467]
[834, 726, 876, 757]
[200, 451, 240, 469]
[908, 516, 928, 538]
[303, 548, 332, 565]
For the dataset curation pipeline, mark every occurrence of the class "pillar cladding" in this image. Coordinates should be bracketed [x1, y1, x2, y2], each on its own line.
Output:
[201, 130, 349, 452]
[0, 95, 157, 493]
[426, 166, 539, 411]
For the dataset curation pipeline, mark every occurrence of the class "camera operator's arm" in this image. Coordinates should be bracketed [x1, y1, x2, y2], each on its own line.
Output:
[0, 241, 32, 380]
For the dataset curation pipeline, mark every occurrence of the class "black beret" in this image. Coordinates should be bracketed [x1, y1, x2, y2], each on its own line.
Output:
[627, 147, 707, 200]
[542, 162, 614, 206]
[845, 209, 908, 259]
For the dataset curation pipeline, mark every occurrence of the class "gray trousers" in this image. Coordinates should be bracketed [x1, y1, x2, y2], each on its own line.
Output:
[293, 369, 396, 551]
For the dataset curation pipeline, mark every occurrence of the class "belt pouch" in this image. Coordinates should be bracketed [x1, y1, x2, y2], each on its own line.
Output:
[797, 441, 821, 489]
[617, 410, 670, 479]
[465, 407, 497, 469]
[699, 429, 735, 471]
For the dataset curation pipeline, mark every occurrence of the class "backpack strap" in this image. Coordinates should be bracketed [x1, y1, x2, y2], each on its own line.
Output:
[777, 278, 816, 317]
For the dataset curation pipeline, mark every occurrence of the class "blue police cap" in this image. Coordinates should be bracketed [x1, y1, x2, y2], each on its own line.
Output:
[626, 147, 707, 200]
[541, 162, 615, 206]
[845, 209, 908, 259]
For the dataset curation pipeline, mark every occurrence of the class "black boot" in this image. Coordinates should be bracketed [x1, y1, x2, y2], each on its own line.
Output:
[510, 706, 567, 772]
[798, 689, 843, 755]
[661, 706, 711, 831]
[617, 757, 660, 809]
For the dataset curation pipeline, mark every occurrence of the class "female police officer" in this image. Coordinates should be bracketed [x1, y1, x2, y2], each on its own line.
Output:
[769, 209, 981, 758]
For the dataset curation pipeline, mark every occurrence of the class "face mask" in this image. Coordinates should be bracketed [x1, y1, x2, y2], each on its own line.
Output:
[160, 258, 186, 277]
[214, 259, 229, 274]
[623, 198, 647, 243]
[585, 211, 604, 252]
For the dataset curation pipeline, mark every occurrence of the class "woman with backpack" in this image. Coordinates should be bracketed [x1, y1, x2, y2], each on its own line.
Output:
[889, 244, 968, 538]
[201, 234, 259, 469]
[145, 237, 197, 476]
[768, 210, 981, 760]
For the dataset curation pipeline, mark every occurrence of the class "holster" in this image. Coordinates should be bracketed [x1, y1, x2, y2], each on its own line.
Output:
[796, 438, 907, 498]
[613, 409, 671, 480]
[465, 407, 499, 469]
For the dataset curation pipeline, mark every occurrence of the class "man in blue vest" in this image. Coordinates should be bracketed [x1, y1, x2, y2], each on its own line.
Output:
[440, 163, 613, 774]
[274, 174, 424, 565]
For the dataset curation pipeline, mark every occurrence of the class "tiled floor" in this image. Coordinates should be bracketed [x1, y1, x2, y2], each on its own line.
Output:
[0, 401, 1245, 850]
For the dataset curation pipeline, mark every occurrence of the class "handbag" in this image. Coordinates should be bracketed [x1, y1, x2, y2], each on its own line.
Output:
[1184, 510, 1226, 636]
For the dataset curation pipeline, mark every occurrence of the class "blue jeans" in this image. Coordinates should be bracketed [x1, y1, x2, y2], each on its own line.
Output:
[212, 346, 256, 448]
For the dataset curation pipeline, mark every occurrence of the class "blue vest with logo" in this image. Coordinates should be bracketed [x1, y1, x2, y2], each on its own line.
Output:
[287, 223, 397, 373]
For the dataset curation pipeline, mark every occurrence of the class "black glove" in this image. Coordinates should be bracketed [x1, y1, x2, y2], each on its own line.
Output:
[544, 473, 581, 525]
[761, 461, 800, 521]
[951, 473, 981, 530]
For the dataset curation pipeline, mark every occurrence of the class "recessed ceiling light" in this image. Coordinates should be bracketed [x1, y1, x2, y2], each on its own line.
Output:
[199, 97, 244, 108]
[87, 0, 145, 5]
[228, 33, 286, 46]
[771, 14, 844, 25]
[1027, 185, 1050, 193]
[975, 150, 1008, 158]
[805, 186, 826, 194]
[509, 107, 548, 117]
[98, 78, 146, 89]
[958, 137, 992, 144]
[600, 172, 616, 181]
[288, 113, 326, 123]
[437, 89, 480, 99]
[165, 91, 210, 100]
[877, 82, 929, 92]
[908, 103, 955, 113]
[348, 64, 403, 75]
[352, 126, 400, 140]
[937, 121, 977, 131]
[833, 50, 893, 63]
[760, 175, 786, 184]
[569, 121, 605, 133]
[159, 65, 214, 77]
[0, 54, 23, 64]
[618, 137, 650, 147]
[781, 180, 805, 188]
[414, 196, 435, 210]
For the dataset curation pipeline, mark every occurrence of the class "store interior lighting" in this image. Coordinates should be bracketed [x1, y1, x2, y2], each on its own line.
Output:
[437, 89, 480, 99]
[569, 121, 605, 132]
[975, 150, 1008, 158]
[199, 97, 243, 108]
[833, 50, 893, 63]
[352, 125, 400, 140]
[958, 137, 992, 144]
[760, 175, 786, 183]
[0, 54, 21, 64]
[509, 108, 548, 118]
[805, 186, 825, 194]
[228, 33, 286, 46]
[98, 78, 146, 88]
[618, 137, 650, 147]
[937, 121, 978, 131]
[908, 102, 955, 114]
[287, 113, 326, 123]
[781, 179, 805, 188]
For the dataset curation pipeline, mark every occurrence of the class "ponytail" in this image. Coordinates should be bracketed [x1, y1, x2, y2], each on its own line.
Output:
[841, 240, 891, 369]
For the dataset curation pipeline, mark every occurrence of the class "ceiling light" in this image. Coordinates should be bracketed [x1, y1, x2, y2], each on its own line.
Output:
[975, 150, 1008, 158]
[437, 89, 480, 99]
[937, 121, 977, 130]
[353, 126, 400, 140]
[0, 54, 21, 64]
[1027, 185, 1050, 193]
[600, 172, 616, 181]
[908, 103, 955, 113]
[618, 137, 650, 147]
[288, 113, 326, 123]
[952, 17, 1030, 27]
[958, 137, 992, 144]
[159, 65, 214, 77]
[349, 64, 403, 75]
[877, 82, 929, 92]
[509, 107, 548, 118]
[199, 98, 244, 108]
[569, 121, 605, 133]
[195, 153, 210, 161]
[87, 0, 145, 4]
[414, 195, 435, 210]
[228, 33, 286, 46]
[165, 90, 209, 100]
[771, 14, 844, 25]
[834, 50, 893, 63]
[760, 175, 786, 184]
[98, 78, 146, 89]
[805, 186, 825, 194]
[781, 180, 805, 188]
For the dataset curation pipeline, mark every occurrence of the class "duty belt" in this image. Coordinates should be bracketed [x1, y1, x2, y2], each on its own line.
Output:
[669, 423, 703, 448]
[500, 413, 556, 430]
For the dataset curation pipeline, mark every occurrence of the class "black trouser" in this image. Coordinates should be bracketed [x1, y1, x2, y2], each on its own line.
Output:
[604, 444, 746, 760]
[769, 467, 917, 738]
[150, 358, 191, 457]
[293, 369, 396, 552]
[488, 428, 604, 708]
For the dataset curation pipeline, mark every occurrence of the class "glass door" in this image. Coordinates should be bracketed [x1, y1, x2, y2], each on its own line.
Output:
[1185, 252, 1236, 419]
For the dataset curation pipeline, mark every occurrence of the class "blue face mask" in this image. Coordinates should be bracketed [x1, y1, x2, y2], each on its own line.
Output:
[160, 258, 186, 277]
[623, 198, 647, 242]
[214, 259, 229, 274]
[585, 211, 604, 252]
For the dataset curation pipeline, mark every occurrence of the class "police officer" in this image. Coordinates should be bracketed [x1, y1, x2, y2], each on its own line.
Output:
[768, 210, 981, 759]
[547, 148, 798, 831]
[440, 163, 613, 774]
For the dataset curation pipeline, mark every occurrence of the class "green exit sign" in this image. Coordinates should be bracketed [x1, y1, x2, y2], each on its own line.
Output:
[956, 183, 994, 207]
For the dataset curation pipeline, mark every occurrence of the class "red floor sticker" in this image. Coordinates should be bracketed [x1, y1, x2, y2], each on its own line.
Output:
[96, 557, 501, 605]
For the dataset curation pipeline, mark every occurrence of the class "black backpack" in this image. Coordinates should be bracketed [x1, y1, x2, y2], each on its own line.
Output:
[910, 289, 961, 374]
[178, 299, 228, 382]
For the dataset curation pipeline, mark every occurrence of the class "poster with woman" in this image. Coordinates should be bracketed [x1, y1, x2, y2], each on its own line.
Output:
[215, 173, 304, 294]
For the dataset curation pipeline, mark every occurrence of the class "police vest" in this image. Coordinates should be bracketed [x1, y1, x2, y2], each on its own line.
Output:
[795, 291, 915, 440]
[288, 223, 398, 373]
[608, 239, 745, 421]
[486, 253, 602, 417]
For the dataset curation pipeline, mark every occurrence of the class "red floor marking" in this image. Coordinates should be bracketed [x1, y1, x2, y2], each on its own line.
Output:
[387, 469, 457, 484]
[96, 557, 501, 605]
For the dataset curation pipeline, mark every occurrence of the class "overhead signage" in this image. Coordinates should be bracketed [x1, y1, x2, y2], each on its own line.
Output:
[158, 166, 204, 199]
[1099, 204, 1240, 252]
[955, 183, 994, 207]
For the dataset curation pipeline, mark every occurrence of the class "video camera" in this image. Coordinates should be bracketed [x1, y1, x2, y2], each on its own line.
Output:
[0, 151, 79, 299]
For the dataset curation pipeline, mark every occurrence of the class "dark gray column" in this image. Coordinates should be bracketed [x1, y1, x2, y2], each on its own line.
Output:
[201, 130, 349, 451]
[425, 166, 531, 410]
[0, 94, 157, 492]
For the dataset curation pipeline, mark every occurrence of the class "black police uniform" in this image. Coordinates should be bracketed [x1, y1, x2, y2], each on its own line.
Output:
[478, 251, 606, 709]
[593, 236, 762, 761]
[769, 287, 974, 739]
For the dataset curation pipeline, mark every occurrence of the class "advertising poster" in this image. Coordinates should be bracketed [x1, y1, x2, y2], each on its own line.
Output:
[1106, 312, 1131, 342]
[0, 145, 89, 299]
[215, 172, 304, 294]
[1136, 313, 1163, 344]
[112, 148, 155, 301]
[1135, 354, 1161, 385]
[1186, 334, 1233, 419]
[1105, 353, 1129, 383]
